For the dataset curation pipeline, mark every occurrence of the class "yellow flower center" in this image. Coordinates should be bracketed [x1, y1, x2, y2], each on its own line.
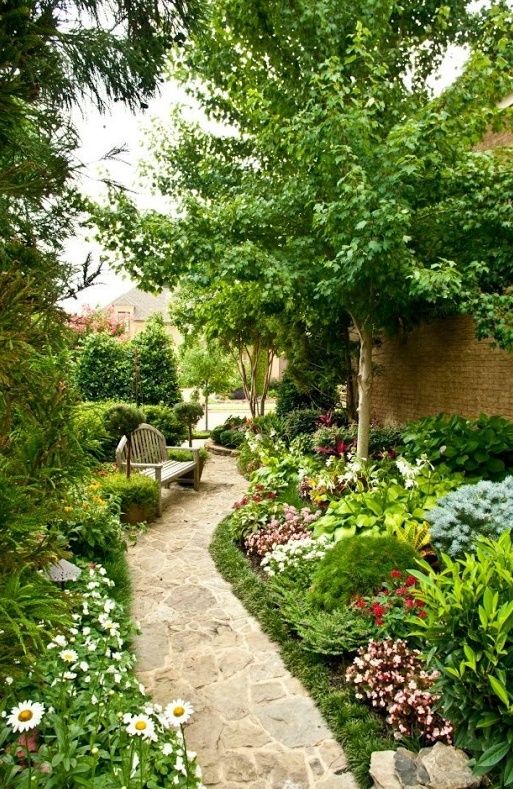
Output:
[18, 710, 33, 722]
[173, 707, 185, 717]
[135, 721, 147, 731]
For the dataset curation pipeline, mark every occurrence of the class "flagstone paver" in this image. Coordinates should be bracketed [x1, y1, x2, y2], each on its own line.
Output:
[129, 455, 357, 789]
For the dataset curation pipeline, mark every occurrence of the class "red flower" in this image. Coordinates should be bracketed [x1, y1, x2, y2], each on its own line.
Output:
[396, 586, 408, 597]
[390, 569, 402, 579]
[418, 610, 427, 619]
[405, 575, 416, 587]
[404, 598, 416, 609]
[354, 597, 367, 609]
[371, 602, 386, 618]
[415, 599, 425, 609]
[375, 618, 384, 626]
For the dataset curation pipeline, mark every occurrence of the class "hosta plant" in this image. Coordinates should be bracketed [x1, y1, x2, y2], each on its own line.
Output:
[400, 413, 513, 480]
[410, 532, 513, 785]
[346, 639, 452, 744]
[427, 476, 513, 557]
[313, 465, 462, 542]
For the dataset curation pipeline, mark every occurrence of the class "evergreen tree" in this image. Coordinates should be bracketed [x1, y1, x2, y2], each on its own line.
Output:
[132, 314, 181, 406]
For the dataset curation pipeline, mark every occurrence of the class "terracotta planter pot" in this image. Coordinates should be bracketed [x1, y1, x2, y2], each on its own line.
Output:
[121, 503, 155, 524]
[178, 457, 206, 487]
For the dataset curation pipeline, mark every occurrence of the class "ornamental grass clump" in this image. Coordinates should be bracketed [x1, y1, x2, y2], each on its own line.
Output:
[346, 639, 453, 744]
[244, 504, 320, 559]
[427, 476, 513, 557]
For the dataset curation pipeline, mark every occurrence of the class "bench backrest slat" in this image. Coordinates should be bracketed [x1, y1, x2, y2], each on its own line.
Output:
[116, 423, 167, 466]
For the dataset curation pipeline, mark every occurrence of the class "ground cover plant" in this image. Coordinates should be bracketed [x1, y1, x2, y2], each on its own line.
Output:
[213, 413, 513, 785]
[0, 563, 202, 788]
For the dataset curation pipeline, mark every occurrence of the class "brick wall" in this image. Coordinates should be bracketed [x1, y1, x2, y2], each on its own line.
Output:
[371, 316, 513, 424]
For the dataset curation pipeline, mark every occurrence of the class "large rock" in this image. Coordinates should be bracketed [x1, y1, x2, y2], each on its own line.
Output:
[370, 751, 402, 789]
[370, 745, 483, 789]
[418, 743, 483, 789]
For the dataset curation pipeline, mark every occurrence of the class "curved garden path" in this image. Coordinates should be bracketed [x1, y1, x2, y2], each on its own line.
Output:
[129, 455, 357, 789]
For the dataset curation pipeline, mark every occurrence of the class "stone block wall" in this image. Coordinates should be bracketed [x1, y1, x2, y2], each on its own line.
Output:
[371, 315, 513, 425]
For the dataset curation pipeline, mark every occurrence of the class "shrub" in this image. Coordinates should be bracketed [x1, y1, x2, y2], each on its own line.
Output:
[62, 481, 125, 558]
[346, 639, 453, 744]
[400, 413, 513, 480]
[211, 415, 247, 447]
[173, 401, 204, 446]
[275, 371, 339, 417]
[312, 425, 355, 457]
[218, 428, 245, 448]
[412, 532, 513, 784]
[142, 404, 187, 445]
[281, 408, 323, 442]
[168, 447, 209, 463]
[74, 332, 132, 402]
[309, 535, 418, 611]
[244, 504, 321, 559]
[99, 472, 159, 524]
[74, 400, 117, 461]
[427, 476, 513, 557]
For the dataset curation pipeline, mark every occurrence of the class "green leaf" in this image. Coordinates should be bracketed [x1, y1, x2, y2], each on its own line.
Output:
[489, 675, 510, 707]
[475, 740, 511, 770]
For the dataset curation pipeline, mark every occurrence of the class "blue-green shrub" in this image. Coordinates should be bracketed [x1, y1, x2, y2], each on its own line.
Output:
[427, 477, 513, 557]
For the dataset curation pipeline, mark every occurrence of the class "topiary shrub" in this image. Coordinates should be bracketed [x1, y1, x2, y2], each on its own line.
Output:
[99, 472, 160, 524]
[309, 535, 418, 611]
[218, 429, 245, 448]
[173, 401, 204, 446]
[427, 476, 513, 557]
[211, 416, 247, 447]
[131, 314, 181, 407]
[142, 404, 186, 445]
[73, 332, 132, 402]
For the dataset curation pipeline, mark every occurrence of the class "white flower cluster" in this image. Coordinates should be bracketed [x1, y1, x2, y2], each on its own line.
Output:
[395, 454, 431, 489]
[261, 534, 333, 575]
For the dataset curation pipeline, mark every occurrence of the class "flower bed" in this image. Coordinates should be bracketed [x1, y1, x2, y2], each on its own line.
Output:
[0, 562, 203, 787]
[212, 414, 513, 787]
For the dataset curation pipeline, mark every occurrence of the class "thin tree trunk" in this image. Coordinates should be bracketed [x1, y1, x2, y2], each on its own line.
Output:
[351, 318, 373, 460]
[204, 393, 209, 431]
[188, 423, 193, 447]
[343, 325, 357, 422]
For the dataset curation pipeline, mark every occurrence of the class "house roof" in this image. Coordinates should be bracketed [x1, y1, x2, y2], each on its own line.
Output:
[109, 287, 171, 321]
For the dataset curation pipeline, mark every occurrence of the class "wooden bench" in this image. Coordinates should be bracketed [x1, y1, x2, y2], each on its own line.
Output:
[115, 423, 200, 515]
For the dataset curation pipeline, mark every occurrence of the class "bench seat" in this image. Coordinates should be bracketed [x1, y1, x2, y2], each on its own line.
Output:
[115, 423, 200, 515]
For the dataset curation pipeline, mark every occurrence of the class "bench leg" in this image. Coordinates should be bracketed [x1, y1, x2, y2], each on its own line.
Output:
[156, 468, 162, 515]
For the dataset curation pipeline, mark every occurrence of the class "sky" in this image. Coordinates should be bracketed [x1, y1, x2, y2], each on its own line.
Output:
[62, 43, 470, 314]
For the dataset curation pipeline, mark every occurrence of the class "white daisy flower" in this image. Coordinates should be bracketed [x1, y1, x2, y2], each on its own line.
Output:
[59, 649, 78, 663]
[164, 700, 194, 727]
[126, 714, 157, 741]
[161, 743, 173, 756]
[7, 701, 45, 733]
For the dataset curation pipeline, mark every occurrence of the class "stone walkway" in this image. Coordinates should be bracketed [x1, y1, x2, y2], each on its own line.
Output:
[129, 455, 357, 789]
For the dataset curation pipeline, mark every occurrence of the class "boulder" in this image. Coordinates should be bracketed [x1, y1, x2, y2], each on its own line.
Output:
[370, 744, 483, 789]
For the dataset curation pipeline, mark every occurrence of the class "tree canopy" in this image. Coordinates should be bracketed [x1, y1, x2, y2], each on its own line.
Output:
[92, 0, 513, 456]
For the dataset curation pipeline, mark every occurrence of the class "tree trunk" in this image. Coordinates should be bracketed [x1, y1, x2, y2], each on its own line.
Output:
[204, 394, 209, 431]
[188, 424, 193, 447]
[126, 437, 132, 479]
[343, 325, 358, 422]
[353, 320, 373, 460]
